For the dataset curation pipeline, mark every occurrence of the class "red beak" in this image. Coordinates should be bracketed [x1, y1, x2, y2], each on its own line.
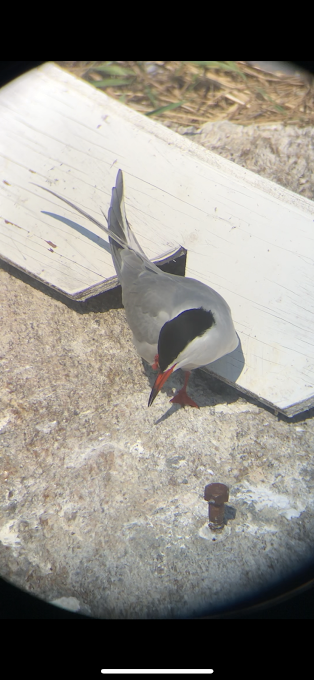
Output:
[148, 365, 176, 407]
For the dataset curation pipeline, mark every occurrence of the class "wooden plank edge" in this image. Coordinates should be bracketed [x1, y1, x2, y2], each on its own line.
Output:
[0, 246, 187, 301]
[74, 246, 187, 300]
[202, 366, 314, 419]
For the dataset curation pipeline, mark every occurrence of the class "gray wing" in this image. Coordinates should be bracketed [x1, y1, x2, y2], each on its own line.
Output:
[123, 270, 179, 344]
[123, 268, 232, 346]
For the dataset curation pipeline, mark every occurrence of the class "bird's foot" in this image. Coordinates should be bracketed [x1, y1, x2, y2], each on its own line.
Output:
[170, 388, 199, 408]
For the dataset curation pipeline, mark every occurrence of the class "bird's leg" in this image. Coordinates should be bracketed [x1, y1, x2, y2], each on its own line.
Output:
[170, 371, 199, 408]
[152, 354, 159, 370]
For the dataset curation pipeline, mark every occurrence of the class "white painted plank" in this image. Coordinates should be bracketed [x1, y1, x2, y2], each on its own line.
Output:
[1, 63, 314, 415]
[0, 66, 182, 298]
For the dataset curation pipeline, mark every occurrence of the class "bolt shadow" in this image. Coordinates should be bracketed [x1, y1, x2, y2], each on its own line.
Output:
[224, 505, 237, 525]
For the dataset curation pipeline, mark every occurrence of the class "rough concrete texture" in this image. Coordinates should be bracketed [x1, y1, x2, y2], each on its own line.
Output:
[173, 121, 314, 201]
[1, 123, 314, 618]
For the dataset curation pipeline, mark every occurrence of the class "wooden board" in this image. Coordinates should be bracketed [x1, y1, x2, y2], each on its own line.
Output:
[0, 66, 183, 299]
[1, 63, 314, 417]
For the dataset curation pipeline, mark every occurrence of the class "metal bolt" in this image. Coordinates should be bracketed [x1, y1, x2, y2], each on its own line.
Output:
[204, 483, 229, 531]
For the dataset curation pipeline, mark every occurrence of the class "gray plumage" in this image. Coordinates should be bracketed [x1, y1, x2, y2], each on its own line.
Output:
[108, 170, 238, 370]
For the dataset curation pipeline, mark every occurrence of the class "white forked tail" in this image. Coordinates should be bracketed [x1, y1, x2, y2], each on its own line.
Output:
[108, 170, 146, 278]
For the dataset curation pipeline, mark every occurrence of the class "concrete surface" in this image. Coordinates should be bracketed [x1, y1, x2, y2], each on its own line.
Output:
[1, 122, 314, 618]
[177, 120, 314, 202]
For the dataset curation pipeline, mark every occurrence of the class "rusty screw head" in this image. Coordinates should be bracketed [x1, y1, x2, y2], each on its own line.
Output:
[204, 483, 229, 531]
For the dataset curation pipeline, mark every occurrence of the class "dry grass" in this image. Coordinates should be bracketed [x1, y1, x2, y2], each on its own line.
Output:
[57, 61, 314, 128]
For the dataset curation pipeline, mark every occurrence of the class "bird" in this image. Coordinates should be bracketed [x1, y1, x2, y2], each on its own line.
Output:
[36, 171, 238, 408]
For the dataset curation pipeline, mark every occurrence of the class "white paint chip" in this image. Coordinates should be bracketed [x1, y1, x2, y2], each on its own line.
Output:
[0, 521, 21, 547]
[0, 413, 12, 432]
[129, 441, 145, 454]
[236, 483, 305, 520]
[51, 596, 81, 612]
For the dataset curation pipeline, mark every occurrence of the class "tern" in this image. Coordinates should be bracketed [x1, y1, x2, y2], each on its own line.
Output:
[37, 171, 238, 408]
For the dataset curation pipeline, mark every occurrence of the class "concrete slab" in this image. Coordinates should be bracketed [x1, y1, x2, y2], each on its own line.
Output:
[0, 256, 313, 618]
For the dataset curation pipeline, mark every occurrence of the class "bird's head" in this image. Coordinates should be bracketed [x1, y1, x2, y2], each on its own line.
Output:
[148, 308, 215, 406]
